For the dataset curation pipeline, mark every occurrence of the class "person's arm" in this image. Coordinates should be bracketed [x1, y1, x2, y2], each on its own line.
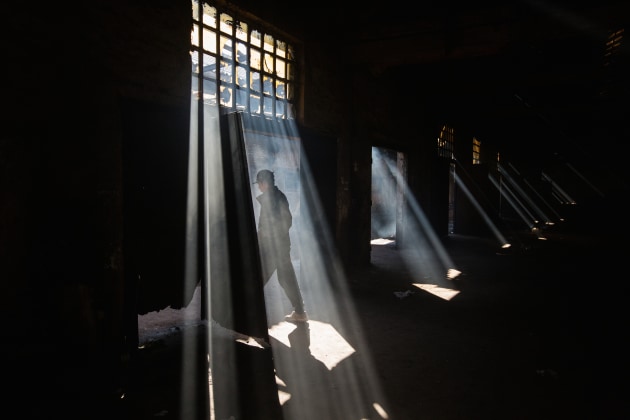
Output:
[279, 194, 292, 231]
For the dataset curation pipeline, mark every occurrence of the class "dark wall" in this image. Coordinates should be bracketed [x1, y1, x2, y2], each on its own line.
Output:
[2, 0, 194, 402]
[120, 98, 192, 315]
[299, 124, 338, 240]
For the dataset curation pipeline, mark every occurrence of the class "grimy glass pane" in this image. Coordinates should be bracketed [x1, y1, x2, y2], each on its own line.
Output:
[220, 36, 232, 58]
[250, 94, 261, 114]
[191, 23, 200, 47]
[220, 12, 233, 34]
[191, 50, 200, 74]
[287, 44, 295, 61]
[275, 81, 285, 99]
[220, 59, 232, 83]
[202, 53, 216, 79]
[202, 3, 216, 27]
[220, 86, 233, 107]
[236, 42, 248, 64]
[276, 40, 286, 58]
[287, 62, 295, 82]
[250, 71, 261, 92]
[237, 65, 247, 88]
[251, 29, 262, 48]
[263, 52, 274, 73]
[202, 78, 217, 103]
[263, 96, 273, 116]
[236, 21, 248, 41]
[286, 82, 293, 101]
[264, 33, 274, 53]
[275, 57, 285, 79]
[263, 75, 273, 95]
[202, 27, 217, 54]
[250, 48, 261, 70]
[236, 86, 247, 110]
[276, 100, 285, 117]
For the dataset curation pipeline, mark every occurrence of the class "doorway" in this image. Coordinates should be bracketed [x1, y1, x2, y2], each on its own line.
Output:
[370, 146, 406, 259]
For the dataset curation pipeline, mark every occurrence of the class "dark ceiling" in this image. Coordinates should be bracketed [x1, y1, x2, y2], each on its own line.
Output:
[259, 0, 627, 170]
[345, 1, 628, 164]
[217, 0, 628, 181]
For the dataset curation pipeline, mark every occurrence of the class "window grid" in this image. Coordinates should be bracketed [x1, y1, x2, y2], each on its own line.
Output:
[600, 28, 624, 98]
[191, 1, 296, 119]
[472, 137, 481, 165]
[437, 125, 455, 159]
[604, 28, 624, 67]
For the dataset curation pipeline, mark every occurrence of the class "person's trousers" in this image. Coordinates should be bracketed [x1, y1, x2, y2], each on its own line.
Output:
[261, 246, 305, 313]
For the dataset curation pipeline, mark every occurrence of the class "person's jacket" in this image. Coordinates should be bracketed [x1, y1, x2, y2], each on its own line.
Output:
[256, 186, 292, 250]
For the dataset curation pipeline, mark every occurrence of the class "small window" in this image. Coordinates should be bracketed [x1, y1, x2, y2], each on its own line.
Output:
[472, 137, 481, 165]
[600, 28, 624, 98]
[437, 125, 455, 159]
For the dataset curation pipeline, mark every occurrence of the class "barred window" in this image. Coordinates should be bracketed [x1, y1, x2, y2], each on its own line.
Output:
[472, 137, 481, 165]
[437, 124, 455, 159]
[191, 1, 297, 119]
[601, 28, 624, 98]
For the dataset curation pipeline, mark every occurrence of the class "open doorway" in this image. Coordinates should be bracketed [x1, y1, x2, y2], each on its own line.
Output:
[370, 146, 406, 258]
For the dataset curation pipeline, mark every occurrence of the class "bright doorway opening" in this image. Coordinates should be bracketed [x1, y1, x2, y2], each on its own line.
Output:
[370, 146, 406, 259]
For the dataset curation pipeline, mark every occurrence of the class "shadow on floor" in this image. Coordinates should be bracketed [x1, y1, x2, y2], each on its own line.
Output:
[122, 230, 629, 419]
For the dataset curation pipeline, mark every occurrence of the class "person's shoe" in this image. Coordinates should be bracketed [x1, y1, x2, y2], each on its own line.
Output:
[285, 311, 308, 323]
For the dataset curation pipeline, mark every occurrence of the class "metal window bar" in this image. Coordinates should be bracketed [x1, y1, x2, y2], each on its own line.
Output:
[191, 1, 296, 120]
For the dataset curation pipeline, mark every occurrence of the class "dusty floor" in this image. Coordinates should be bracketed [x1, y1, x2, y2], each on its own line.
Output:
[87, 228, 628, 419]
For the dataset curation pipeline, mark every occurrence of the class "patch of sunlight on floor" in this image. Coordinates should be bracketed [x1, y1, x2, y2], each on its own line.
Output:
[268, 321, 297, 347]
[268, 320, 355, 370]
[412, 283, 460, 301]
[371, 238, 395, 245]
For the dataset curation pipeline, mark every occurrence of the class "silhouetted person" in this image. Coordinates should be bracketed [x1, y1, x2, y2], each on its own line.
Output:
[254, 169, 307, 322]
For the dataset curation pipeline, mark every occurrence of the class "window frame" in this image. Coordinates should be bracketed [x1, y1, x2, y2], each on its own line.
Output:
[191, 0, 299, 120]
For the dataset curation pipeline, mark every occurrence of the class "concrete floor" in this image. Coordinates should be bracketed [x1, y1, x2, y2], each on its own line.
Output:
[43, 227, 628, 419]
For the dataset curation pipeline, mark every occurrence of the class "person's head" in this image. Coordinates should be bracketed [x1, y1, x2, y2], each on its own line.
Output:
[254, 169, 274, 191]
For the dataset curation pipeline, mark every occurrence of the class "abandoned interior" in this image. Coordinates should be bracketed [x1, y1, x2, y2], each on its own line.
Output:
[3, 0, 629, 419]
